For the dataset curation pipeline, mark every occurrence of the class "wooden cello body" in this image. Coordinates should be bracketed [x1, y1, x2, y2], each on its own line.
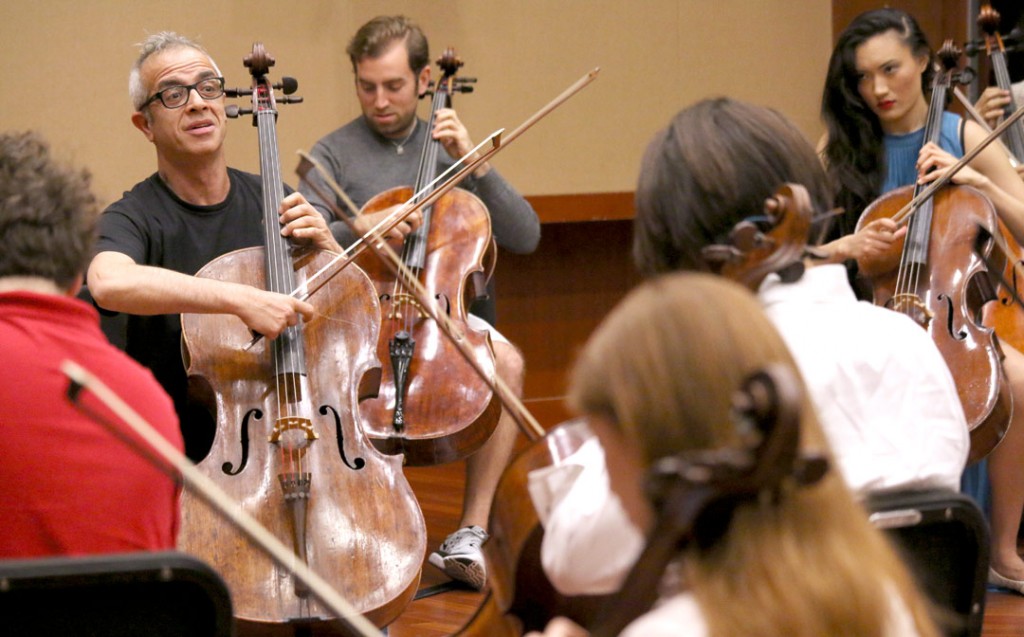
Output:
[355, 49, 500, 466]
[858, 185, 1010, 461]
[177, 44, 425, 633]
[458, 186, 816, 635]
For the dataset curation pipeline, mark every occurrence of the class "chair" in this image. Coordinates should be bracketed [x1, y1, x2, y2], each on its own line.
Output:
[0, 550, 234, 636]
[865, 488, 989, 637]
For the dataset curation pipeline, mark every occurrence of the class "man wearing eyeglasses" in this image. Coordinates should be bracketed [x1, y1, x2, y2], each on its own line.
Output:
[87, 32, 340, 461]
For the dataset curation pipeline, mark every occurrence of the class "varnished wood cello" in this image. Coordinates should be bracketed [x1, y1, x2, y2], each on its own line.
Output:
[588, 366, 828, 637]
[355, 49, 501, 466]
[976, 3, 1024, 365]
[177, 43, 425, 634]
[856, 41, 1011, 463]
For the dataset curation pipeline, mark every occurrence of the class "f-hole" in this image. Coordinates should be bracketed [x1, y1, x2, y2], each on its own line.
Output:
[223, 407, 260, 475]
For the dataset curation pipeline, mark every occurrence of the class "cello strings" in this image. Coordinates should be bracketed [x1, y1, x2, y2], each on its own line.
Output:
[258, 87, 304, 477]
[395, 86, 448, 338]
[893, 74, 944, 317]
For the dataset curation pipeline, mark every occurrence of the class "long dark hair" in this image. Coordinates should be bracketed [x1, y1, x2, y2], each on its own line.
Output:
[633, 98, 833, 277]
[820, 8, 934, 239]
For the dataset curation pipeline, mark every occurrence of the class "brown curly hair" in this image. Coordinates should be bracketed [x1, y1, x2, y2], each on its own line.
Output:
[0, 131, 97, 289]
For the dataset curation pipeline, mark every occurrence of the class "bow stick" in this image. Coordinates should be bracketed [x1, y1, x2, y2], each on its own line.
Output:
[244, 67, 600, 351]
[291, 67, 603, 440]
[242, 131, 501, 350]
[292, 66, 600, 304]
[298, 143, 547, 441]
[952, 86, 1021, 167]
[889, 103, 1024, 227]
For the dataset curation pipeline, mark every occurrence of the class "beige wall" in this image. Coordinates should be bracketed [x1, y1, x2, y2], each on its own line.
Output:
[0, 1, 831, 208]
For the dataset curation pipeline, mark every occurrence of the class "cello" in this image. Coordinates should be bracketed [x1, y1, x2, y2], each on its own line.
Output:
[296, 69, 602, 636]
[856, 41, 1011, 463]
[355, 49, 501, 466]
[976, 3, 1024, 360]
[699, 183, 815, 291]
[177, 43, 425, 633]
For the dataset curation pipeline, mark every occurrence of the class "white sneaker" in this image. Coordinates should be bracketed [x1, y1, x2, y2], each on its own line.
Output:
[428, 525, 488, 590]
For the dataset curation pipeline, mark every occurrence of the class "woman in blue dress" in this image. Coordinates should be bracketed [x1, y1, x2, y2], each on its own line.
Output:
[820, 7, 1024, 593]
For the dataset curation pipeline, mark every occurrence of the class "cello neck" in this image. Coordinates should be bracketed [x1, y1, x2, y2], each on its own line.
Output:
[980, 3, 1024, 161]
[254, 78, 292, 296]
[246, 45, 306, 377]
[405, 48, 467, 270]
[412, 82, 449, 198]
[903, 43, 961, 267]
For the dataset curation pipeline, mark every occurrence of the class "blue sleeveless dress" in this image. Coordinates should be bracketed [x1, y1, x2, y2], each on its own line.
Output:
[882, 111, 964, 192]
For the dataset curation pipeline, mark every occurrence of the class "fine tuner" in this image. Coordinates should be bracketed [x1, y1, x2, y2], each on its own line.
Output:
[224, 76, 302, 119]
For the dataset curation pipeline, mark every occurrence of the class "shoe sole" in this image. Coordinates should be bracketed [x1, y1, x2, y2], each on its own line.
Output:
[429, 554, 486, 590]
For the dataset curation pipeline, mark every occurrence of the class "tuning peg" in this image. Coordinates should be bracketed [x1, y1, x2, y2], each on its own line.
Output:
[224, 87, 253, 98]
[225, 105, 253, 119]
[275, 77, 299, 95]
[278, 96, 304, 105]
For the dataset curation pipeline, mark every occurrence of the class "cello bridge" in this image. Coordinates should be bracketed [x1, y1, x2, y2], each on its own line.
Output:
[387, 293, 427, 321]
[886, 293, 933, 328]
[269, 416, 319, 446]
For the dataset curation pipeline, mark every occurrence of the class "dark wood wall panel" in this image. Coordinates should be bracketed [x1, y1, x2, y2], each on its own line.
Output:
[495, 212, 641, 431]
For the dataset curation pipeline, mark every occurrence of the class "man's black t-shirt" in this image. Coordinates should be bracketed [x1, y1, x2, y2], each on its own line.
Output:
[94, 169, 291, 460]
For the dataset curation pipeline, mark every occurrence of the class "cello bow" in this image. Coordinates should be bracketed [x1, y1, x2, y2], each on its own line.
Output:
[292, 66, 603, 441]
[298, 152, 545, 441]
[277, 67, 600, 319]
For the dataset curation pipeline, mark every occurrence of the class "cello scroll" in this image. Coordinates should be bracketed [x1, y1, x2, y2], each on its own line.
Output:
[699, 183, 814, 291]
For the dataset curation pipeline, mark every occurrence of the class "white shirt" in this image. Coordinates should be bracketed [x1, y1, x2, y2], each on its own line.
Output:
[531, 264, 969, 597]
[759, 264, 969, 494]
[619, 593, 707, 637]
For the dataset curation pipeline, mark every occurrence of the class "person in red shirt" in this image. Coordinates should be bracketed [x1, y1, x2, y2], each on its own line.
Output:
[0, 131, 183, 556]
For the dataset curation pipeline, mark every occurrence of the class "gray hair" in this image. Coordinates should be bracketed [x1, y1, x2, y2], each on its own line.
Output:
[128, 31, 221, 112]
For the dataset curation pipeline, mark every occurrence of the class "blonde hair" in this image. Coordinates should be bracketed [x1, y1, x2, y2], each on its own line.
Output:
[569, 272, 940, 637]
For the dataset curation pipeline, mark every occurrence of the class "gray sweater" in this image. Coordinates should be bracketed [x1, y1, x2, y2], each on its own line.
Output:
[300, 116, 540, 254]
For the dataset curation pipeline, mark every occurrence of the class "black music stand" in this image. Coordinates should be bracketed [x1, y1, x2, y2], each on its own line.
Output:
[0, 550, 234, 636]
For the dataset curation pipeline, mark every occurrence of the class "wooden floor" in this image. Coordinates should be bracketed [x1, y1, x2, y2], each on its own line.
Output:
[985, 591, 1024, 637]
[385, 460, 482, 636]
[383, 457, 1024, 637]
[380, 459, 480, 636]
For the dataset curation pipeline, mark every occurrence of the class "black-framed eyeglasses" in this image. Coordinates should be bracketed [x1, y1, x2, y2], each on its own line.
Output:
[141, 77, 225, 110]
